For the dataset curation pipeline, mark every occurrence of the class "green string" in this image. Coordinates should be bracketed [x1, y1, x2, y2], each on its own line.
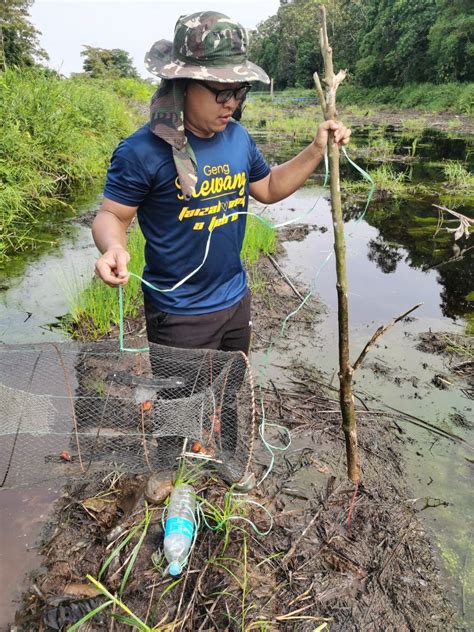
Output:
[116, 147, 375, 487]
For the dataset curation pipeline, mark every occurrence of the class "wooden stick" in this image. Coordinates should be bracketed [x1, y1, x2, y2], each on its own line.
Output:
[352, 303, 422, 371]
[313, 5, 359, 482]
[282, 507, 323, 565]
[268, 254, 305, 301]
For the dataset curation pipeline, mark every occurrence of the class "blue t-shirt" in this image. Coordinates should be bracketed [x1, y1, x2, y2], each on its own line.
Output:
[103, 122, 270, 314]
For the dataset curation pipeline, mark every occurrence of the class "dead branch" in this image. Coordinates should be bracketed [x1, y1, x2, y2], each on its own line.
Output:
[352, 303, 422, 371]
[313, 5, 359, 482]
[267, 254, 305, 301]
[282, 507, 323, 565]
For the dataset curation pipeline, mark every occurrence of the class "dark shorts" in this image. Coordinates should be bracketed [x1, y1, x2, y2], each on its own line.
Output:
[144, 291, 252, 354]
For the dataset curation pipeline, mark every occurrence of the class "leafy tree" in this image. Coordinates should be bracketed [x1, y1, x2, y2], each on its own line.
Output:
[0, 0, 48, 70]
[355, 0, 438, 87]
[427, 0, 474, 82]
[249, 0, 322, 89]
[249, 0, 473, 89]
[249, 0, 369, 89]
[81, 45, 138, 78]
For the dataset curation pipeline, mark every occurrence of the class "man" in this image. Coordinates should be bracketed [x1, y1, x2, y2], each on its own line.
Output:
[93, 11, 351, 355]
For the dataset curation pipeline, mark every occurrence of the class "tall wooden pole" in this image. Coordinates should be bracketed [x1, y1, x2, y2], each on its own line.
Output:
[314, 6, 360, 482]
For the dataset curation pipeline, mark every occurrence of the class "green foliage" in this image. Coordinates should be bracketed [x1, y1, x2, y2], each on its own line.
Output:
[81, 45, 138, 78]
[102, 76, 155, 102]
[336, 82, 474, 113]
[67, 224, 145, 338]
[249, 0, 321, 89]
[0, 69, 144, 262]
[355, 0, 437, 87]
[241, 215, 277, 265]
[249, 0, 472, 90]
[0, 0, 48, 69]
[428, 0, 474, 82]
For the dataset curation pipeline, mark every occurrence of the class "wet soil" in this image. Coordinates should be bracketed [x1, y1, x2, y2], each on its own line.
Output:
[12, 233, 464, 631]
[338, 107, 474, 136]
[417, 331, 474, 398]
[71, 206, 99, 228]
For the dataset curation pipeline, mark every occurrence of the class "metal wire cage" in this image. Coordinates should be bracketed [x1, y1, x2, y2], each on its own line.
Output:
[0, 341, 256, 489]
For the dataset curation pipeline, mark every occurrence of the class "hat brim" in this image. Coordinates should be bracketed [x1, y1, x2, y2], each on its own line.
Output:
[145, 39, 270, 84]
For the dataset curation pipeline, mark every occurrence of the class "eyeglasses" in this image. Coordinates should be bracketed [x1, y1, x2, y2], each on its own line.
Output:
[195, 81, 252, 103]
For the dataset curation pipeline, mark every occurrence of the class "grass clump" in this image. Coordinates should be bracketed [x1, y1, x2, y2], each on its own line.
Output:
[67, 213, 276, 339]
[67, 223, 145, 338]
[344, 164, 407, 199]
[241, 214, 277, 265]
[0, 69, 147, 262]
[443, 161, 474, 189]
[242, 213, 277, 295]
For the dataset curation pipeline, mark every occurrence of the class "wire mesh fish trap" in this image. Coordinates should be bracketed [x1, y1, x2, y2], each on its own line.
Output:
[0, 341, 256, 489]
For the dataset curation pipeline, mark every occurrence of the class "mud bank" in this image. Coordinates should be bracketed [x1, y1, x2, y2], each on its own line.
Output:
[11, 241, 464, 631]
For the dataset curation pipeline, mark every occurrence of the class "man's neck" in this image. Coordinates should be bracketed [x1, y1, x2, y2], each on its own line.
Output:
[184, 120, 215, 139]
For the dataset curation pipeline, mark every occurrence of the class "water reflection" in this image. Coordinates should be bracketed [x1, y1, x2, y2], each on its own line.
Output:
[260, 125, 473, 326]
[357, 199, 473, 322]
[367, 237, 403, 274]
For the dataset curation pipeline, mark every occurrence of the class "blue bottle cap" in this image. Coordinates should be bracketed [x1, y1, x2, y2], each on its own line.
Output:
[168, 561, 182, 576]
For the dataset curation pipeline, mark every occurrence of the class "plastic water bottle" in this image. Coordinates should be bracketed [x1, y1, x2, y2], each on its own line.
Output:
[164, 483, 196, 576]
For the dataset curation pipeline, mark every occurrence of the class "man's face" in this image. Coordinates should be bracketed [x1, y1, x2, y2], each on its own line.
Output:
[183, 80, 248, 138]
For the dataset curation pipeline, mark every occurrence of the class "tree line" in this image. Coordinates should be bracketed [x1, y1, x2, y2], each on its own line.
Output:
[1, 0, 472, 88]
[248, 0, 473, 89]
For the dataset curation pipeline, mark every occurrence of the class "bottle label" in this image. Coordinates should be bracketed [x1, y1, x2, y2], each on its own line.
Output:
[165, 516, 194, 540]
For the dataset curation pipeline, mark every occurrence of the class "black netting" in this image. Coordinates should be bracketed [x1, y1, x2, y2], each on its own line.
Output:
[0, 341, 255, 488]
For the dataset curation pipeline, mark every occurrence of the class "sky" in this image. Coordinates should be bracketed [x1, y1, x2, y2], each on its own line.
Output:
[30, 1, 280, 78]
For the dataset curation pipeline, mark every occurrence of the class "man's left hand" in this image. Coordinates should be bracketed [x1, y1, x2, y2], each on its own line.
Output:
[314, 120, 351, 153]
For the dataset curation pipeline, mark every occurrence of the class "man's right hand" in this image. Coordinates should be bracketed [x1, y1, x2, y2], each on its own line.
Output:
[95, 247, 131, 287]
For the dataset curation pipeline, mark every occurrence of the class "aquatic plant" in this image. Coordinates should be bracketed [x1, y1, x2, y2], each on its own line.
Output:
[443, 161, 474, 189]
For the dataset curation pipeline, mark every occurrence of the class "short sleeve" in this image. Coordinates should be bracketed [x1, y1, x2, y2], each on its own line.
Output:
[248, 134, 271, 183]
[103, 142, 152, 207]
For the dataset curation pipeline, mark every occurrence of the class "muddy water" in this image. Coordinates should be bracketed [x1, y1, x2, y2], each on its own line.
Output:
[0, 206, 98, 629]
[259, 185, 472, 617]
[0, 129, 472, 627]
[0, 487, 60, 631]
[253, 125, 473, 624]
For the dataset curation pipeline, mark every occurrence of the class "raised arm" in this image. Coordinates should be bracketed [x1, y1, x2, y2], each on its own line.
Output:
[249, 120, 351, 204]
[92, 198, 138, 286]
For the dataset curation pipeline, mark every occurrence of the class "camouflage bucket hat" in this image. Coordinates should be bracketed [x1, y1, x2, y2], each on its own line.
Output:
[145, 11, 270, 84]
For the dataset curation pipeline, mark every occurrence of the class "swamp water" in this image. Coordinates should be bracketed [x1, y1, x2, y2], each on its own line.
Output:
[0, 127, 472, 628]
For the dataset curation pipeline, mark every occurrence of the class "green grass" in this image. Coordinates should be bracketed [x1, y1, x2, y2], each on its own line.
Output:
[67, 213, 276, 339]
[241, 214, 277, 265]
[344, 164, 407, 198]
[242, 213, 277, 295]
[0, 69, 149, 263]
[336, 82, 474, 114]
[260, 81, 473, 113]
[443, 161, 474, 188]
[244, 98, 320, 138]
[67, 223, 145, 338]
